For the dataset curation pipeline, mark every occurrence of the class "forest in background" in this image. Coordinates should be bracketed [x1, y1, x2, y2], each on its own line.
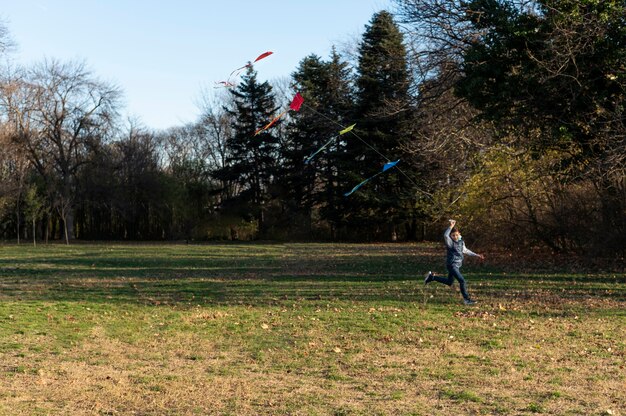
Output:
[0, 0, 624, 257]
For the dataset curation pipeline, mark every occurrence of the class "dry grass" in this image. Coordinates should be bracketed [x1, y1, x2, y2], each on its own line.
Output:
[0, 242, 624, 415]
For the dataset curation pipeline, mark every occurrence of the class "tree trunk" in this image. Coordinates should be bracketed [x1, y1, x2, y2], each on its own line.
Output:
[50, 216, 57, 241]
[65, 206, 75, 241]
[16, 200, 20, 245]
[44, 214, 49, 244]
[32, 218, 36, 247]
[60, 208, 70, 245]
[63, 216, 70, 245]
[390, 224, 398, 242]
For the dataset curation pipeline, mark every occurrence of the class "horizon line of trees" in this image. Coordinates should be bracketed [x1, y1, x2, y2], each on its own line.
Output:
[0, 2, 624, 257]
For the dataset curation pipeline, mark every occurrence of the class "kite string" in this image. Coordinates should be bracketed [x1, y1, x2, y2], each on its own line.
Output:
[302, 103, 390, 162]
[304, 135, 337, 164]
[301, 103, 424, 191]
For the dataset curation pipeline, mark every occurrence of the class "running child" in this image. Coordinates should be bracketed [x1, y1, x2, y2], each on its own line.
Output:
[424, 219, 484, 305]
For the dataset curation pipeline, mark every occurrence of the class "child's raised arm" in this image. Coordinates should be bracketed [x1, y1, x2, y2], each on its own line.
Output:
[444, 221, 455, 247]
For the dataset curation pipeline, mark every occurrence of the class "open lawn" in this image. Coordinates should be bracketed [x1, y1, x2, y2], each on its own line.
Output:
[0, 242, 624, 415]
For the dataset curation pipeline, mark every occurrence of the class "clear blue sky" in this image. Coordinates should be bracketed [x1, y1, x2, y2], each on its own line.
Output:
[1, 0, 394, 130]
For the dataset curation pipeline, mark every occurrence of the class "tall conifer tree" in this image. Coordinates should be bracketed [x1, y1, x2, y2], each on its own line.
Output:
[351, 10, 412, 240]
[282, 49, 353, 238]
[215, 66, 279, 236]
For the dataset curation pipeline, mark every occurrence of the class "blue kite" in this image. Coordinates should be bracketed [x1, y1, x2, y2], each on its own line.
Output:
[344, 160, 400, 197]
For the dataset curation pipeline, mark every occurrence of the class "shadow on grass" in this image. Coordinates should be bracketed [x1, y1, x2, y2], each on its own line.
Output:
[0, 243, 624, 307]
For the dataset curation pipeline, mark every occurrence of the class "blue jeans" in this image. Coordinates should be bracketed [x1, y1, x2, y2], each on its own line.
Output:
[433, 264, 471, 301]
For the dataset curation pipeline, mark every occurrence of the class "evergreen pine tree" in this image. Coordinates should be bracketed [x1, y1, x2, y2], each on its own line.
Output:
[319, 48, 355, 239]
[281, 50, 353, 239]
[279, 54, 329, 237]
[215, 66, 280, 236]
[351, 10, 413, 240]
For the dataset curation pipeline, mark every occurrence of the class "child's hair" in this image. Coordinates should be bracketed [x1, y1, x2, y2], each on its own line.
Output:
[450, 227, 460, 234]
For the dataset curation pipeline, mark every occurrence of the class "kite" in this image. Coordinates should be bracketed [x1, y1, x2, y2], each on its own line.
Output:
[230, 51, 273, 78]
[344, 160, 400, 197]
[254, 92, 304, 136]
[304, 124, 356, 164]
[294, 100, 423, 193]
[216, 51, 274, 88]
[290, 99, 423, 196]
[339, 124, 356, 135]
[214, 80, 236, 88]
[254, 51, 274, 62]
[289, 92, 304, 111]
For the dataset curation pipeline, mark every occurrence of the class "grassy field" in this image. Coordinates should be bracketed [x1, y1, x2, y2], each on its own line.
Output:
[0, 242, 624, 415]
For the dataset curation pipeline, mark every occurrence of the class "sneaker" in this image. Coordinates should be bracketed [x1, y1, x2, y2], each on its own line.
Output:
[424, 271, 434, 284]
[464, 299, 477, 305]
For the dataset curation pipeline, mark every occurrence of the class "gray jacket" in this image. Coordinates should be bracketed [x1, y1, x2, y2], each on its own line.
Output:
[444, 227, 478, 267]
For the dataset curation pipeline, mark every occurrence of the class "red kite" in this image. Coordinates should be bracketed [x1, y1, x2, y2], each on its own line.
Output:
[254, 92, 304, 136]
[217, 51, 275, 88]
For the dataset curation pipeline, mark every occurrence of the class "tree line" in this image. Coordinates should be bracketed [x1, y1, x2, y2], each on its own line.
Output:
[0, 1, 624, 256]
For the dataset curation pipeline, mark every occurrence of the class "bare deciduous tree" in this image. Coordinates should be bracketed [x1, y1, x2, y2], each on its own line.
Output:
[2, 59, 122, 243]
